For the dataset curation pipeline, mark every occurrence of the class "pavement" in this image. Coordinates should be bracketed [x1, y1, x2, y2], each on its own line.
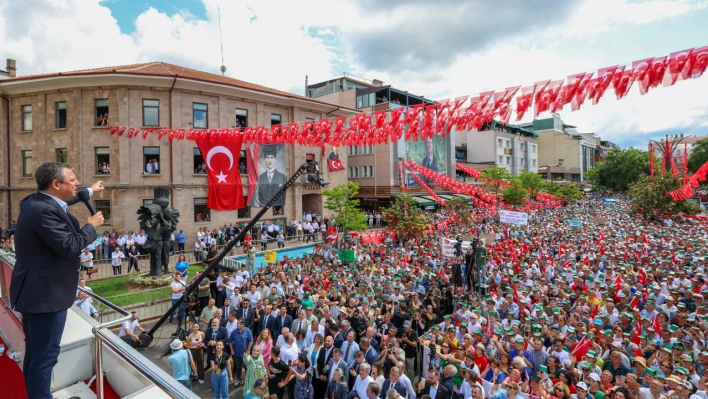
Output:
[133, 320, 246, 398]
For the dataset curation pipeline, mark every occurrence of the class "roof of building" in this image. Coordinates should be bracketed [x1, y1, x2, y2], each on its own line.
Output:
[0, 61, 354, 111]
[486, 121, 538, 137]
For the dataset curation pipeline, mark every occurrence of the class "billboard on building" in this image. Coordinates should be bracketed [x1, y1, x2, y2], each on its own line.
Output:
[246, 143, 287, 208]
[404, 134, 448, 185]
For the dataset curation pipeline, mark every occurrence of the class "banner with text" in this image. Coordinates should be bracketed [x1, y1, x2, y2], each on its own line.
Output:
[441, 237, 472, 258]
[499, 210, 529, 225]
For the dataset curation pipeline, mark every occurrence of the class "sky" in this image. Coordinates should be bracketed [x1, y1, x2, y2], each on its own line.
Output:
[1, 0, 707, 148]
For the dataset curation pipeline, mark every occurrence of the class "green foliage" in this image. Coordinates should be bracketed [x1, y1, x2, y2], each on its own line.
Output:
[447, 196, 474, 225]
[481, 166, 513, 195]
[545, 183, 585, 202]
[588, 147, 651, 191]
[382, 194, 428, 239]
[502, 184, 528, 206]
[519, 171, 544, 193]
[322, 182, 368, 233]
[689, 138, 708, 173]
[628, 175, 702, 216]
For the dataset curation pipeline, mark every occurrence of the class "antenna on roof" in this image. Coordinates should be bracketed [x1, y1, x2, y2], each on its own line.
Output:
[218, 6, 226, 76]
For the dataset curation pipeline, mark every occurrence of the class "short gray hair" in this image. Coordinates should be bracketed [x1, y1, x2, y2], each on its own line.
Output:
[35, 162, 71, 190]
[387, 388, 400, 399]
[360, 363, 371, 374]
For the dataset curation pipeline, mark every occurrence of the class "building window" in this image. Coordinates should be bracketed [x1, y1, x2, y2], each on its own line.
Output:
[143, 147, 160, 174]
[238, 204, 250, 219]
[520, 158, 525, 166]
[22, 150, 33, 177]
[505, 140, 511, 148]
[56, 148, 68, 163]
[357, 96, 363, 108]
[273, 206, 284, 216]
[193, 103, 208, 129]
[94, 200, 111, 226]
[239, 150, 247, 173]
[142, 99, 160, 126]
[95, 147, 110, 175]
[270, 113, 281, 126]
[363, 165, 374, 177]
[519, 142, 525, 151]
[348, 146, 359, 156]
[55, 102, 67, 129]
[455, 147, 467, 160]
[348, 166, 359, 178]
[532, 159, 537, 167]
[194, 198, 210, 222]
[194, 148, 205, 174]
[95, 99, 109, 126]
[506, 156, 511, 165]
[497, 138, 503, 147]
[235, 108, 248, 128]
[361, 144, 374, 155]
[531, 144, 536, 153]
[498, 156, 503, 164]
[21, 105, 32, 131]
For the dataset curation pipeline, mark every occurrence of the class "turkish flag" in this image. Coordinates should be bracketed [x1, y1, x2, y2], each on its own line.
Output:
[328, 158, 344, 172]
[631, 316, 642, 345]
[195, 135, 245, 210]
[571, 336, 593, 359]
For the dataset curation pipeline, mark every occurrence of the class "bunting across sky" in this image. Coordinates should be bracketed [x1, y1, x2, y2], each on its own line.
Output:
[104, 45, 708, 148]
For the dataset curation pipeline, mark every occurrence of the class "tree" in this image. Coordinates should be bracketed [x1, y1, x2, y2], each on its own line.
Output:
[627, 175, 701, 216]
[587, 147, 650, 191]
[481, 166, 513, 210]
[447, 196, 474, 225]
[519, 171, 544, 194]
[382, 194, 428, 240]
[322, 181, 368, 233]
[688, 138, 708, 173]
[545, 183, 584, 202]
[502, 184, 528, 206]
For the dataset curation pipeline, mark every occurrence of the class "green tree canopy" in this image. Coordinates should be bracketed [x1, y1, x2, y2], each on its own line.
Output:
[447, 196, 474, 225]
[382, 194, 428, 239]
[689, 138, 708, 173]
[627, 174, 701, 216]
[502, 184, 529, 206]
[544, 183, 585, 202]
[519, 171, 544, 194]
[588, 147, 651, 191]
[322, 181, 368, 233]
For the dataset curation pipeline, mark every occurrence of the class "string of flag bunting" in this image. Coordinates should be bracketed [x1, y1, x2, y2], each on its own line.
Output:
[103, 45, 707, 148]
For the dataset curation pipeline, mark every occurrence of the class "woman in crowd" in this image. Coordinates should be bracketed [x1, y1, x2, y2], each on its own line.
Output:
[111, 246, 124, 275]
[243, 345, 267, 393]
[295, 329, 308, 352]
[288, 353, 313, 399]
[176, 254, 189, 281]
[186, 323, 206, 384]
[267, 346, 290, 399]
[102, 231, 110, 259]
[306, 333, 323, 378]
[255, 329, 273, 369]
[210, 341, 231, 399]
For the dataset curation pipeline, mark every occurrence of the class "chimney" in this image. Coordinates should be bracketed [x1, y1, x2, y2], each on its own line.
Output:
[372, 79, 383, 87]
[6, 59, 16, 77]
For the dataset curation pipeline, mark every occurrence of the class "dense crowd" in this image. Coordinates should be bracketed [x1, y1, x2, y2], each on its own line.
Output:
[149, 193, 708, 399]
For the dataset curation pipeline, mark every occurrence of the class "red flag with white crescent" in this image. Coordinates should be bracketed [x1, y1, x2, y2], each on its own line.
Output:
[195, 135, 245, 210]
[328, 158, 345, 172]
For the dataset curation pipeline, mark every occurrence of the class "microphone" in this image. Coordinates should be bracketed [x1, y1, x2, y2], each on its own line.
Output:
[76, 189, 97, 215]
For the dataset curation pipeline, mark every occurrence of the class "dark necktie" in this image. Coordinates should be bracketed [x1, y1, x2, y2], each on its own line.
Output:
[344, 342, 351, 361]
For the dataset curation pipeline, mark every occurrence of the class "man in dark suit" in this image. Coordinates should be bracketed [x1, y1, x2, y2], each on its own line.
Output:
[421, 137, 438, 172]
[331, 324, 344, 349]
[315, 336, 336, 399]
[418, 369, 451, 399]
[235, 299, 255, 331]
[274, 304, 293, 342]
[257, 304, 276, 337]
[251, 145, 287, 207]
[379, 367, 408, 399]
[204, 317, 229, 366]
[10, 162, 105, 399]
[324, 348, 349, 384]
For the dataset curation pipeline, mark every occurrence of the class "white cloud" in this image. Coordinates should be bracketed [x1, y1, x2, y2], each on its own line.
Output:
[1, 0, 706, 147]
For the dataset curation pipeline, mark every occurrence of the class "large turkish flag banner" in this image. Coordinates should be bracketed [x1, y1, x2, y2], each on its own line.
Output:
[195, 136, 244, 210]
[328, 158, 344, 172]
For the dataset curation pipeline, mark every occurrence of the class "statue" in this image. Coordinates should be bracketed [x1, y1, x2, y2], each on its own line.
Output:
[137, 187, 180, 277]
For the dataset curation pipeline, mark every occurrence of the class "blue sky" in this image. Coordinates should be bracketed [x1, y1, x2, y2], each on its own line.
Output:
[1, 0, 707, 148]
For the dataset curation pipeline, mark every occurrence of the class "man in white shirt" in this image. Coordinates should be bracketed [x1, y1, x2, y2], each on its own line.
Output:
[352, 363, 374, 399]
[169, 273, 185, 324]
[247, 284, 261, 307]
[118, 311, 145, 347]
[225, 311, 238, 337]
[280, 333, 300, 365]
[80, 248, 94, 279]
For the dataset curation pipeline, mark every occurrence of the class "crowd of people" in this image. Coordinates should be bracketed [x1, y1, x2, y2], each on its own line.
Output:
[155, 193, 708, 399]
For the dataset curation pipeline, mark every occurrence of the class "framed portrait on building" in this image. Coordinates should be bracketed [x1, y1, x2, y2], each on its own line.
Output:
[404, 134, 448, 185]
[246, 144, 287, 207]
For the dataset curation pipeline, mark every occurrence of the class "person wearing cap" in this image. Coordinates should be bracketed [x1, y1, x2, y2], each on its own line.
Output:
[400, 320, 419, 379]
[168, 338, 197, 391]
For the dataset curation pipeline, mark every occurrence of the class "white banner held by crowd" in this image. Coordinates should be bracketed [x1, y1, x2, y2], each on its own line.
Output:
[441, 237, 472, 257]
[499, 210, 529, 225]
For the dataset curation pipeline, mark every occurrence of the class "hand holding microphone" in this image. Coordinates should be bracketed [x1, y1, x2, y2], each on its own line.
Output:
[88, 212, 104, 228]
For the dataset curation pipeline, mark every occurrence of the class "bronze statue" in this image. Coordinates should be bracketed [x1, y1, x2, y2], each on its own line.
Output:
[137, 187, 180, 277]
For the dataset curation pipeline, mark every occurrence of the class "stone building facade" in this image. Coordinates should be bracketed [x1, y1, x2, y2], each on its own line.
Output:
[0, 62, 357, 241]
